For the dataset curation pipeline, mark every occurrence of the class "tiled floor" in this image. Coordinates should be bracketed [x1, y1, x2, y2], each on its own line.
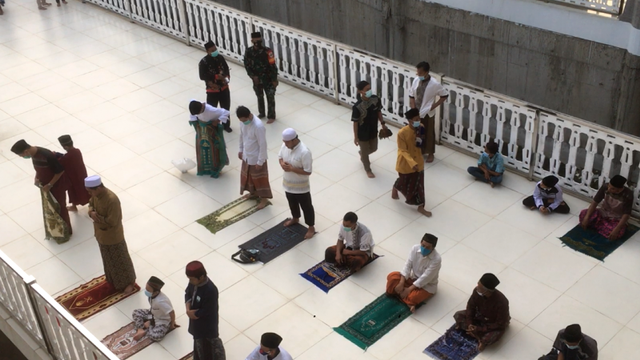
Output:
[1, 2, 640, 360]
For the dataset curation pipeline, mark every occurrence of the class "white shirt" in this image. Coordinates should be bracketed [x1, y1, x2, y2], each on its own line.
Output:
[189, 103, 229, 123]
[278, 141, 312, 194]
[149, 292, 173, 327]
[239, 115, 268, 166]
[245, 346, 293, 360]
[532, 181, 564, 210]
[337, 222, 374, 257]
[408, 77, 448, 118]
[400, 245, 442, 294]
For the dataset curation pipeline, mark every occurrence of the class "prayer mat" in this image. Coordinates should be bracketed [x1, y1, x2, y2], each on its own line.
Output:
[101, 322, 173, 359]
[238, 220, 308, 264]
[196, 196, 270, 234]
[559, 224, 639, 261]
[423, 325, 479, 360]
[300, 254, 380, 293]
[334, 294, 414, 350]
[56, 276, 140, 321]
[41, 188, 71, 244]
[178, 353, 193, 360]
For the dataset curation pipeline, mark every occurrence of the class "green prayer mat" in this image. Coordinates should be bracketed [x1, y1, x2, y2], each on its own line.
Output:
[196, 197, 270, 234]
[559, 223, 639, 261]
[334, 294, 413, 350]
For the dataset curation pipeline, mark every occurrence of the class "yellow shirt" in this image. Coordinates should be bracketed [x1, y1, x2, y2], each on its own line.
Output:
[89, 188, 125, 245]
[396, 125, 424, 174]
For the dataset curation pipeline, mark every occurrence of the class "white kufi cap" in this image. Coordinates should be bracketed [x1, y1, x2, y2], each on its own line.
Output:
[84, 175, 102, 188]
[282, 128, 297, 141]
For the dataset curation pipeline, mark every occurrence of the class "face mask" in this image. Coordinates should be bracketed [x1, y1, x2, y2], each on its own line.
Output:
[210, 50, 219, 57]
[476, 290, 484, 297]
[420, 246, 431, 256]
[259, 349, 268, 355]
[22, 155, 31, 159]
[144, 290, 153, 298]
[254, 40, 263, 47]
[365, 90, 373, 98]
[566, 344, 580, 350]
[343, 226, 352, 232]
[243, 119, 252, 125]
[412, 121, 421, 128]
[418, 76, 425, 81]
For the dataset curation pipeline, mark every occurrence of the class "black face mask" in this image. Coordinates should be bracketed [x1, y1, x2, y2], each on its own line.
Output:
[253, 40, 263, 47]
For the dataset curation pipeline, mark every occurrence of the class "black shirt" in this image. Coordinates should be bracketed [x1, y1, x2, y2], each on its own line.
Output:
[351, 96, 381, 141]
[199, 54, 230, 91]
[32, 147, 64, 173]
[184, 278, 219, 339]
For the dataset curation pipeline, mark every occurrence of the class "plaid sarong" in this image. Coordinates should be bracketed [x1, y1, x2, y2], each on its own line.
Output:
[240, 160, 273, 199]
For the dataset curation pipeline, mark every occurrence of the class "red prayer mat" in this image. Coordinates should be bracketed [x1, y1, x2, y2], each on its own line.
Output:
[55, 275, 140, 321]
[101, 322, 153, 360]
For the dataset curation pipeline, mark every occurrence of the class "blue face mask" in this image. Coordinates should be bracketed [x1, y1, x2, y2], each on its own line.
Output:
[418, 76, 425, 81]
[211, 50, 219, 57]
[365, 90, 373, 98]
[343, 226, 352, 232]
[259, 349, 269, 355]
[420, 246, 431, 256]
[412, 121, 421, 128]
[144, 290, 153, 298]
[565, 342, 580, 350]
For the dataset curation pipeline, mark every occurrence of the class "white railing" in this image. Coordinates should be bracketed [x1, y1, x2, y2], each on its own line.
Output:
[84, 0, 640, 216]
[547, 0, 624, 15]
[0, 250, 118, 360]
[86, 0, 130, 17]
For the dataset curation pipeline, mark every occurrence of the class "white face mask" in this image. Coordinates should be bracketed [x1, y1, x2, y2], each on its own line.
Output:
[476, 290, 484, 297]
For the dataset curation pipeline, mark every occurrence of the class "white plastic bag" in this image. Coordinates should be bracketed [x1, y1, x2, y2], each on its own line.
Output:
[172, 158, 196, 173]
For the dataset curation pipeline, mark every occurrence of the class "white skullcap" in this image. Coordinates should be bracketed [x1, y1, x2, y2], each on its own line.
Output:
[84, 175, 102, 188]
[282, 128, 297, 141]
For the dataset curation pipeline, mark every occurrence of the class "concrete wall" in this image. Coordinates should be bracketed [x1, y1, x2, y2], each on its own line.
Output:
[213, 0, 640, 136]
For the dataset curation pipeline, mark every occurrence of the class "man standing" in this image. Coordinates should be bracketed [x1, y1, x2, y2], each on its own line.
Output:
[352, 80, 388, 178]
[244, 32, 278, 124]
[237, 106, 272, 210]
[58, 135, 90, 212]
[278, 128, 315, 239]
[185, 261, 225, 360]
[189, 100, 230, 178]
[386, 233, 441, 313]
[245, 333, 292, 360]
[408, 61, 449, 163]
[391, 108, 432, 217]
[324, 212, 374, 273]
[11, 139, 71, 234]
[199, 41, 232, 132]
[132, 276, 177, 342]
[453, 273, 510, 352]
[86, 175, 136, 294]
[539, 324, 598, 360]
[580, 174, 633, 240]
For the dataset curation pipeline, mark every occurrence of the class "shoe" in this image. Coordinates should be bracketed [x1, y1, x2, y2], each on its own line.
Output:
[257, 113, 266, 118]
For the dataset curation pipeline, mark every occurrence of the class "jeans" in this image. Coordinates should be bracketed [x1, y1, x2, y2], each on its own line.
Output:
[467, 166, 503, 184]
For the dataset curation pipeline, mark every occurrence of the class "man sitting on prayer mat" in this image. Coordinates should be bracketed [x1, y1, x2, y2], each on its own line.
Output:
[237, 105, 272, 210]
[386, 233, 442, 313]
[579, 174, 633, 241]
[86, 175, 137, 294]
[185, 261, 225, 360]
[246, 332, 292, 360]
[324, 212, 374, 273]
[453, 273, 510, 352]
[522, 175, 570, 214]
[538, 324, 598, 360]
[58, 135, 90, 212]
[132, 276, 177, 341]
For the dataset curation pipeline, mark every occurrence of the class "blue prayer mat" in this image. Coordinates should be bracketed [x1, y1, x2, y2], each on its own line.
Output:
[424, 325, 479, 360]
[559, 224, 639, 261]
[300, 254, 380, 293]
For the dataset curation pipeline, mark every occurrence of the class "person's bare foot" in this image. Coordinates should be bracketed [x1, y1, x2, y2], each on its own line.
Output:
[304, 226, 315, 239]
[426, 154, 434, 163]
[366, 171, 375, 178]
[529, 205, 536, 210]
[283, 218, 299, 227]
[256, 198, 269, 210]
[242, 193, 257, 200]
[267, 118, 275, 124]
[477, 342, 486, 352]
[409, 305, 416, 313]
[418, 206, 432, 217]
[490, 182, 495, 188]
[391, 188, 399, 200]
[133, 328, 146, 341]
[122, 284, 136, 295]
[67, 204, 78, 212]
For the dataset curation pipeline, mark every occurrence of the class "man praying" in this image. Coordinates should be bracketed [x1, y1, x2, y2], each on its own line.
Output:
[453, 273, 510, 352]
[386, 233, 442, 313]
[132, 276, 177, 342]
[237, 105, 272, 209]
[245, 332, 292, 360]
[522, 175, 570, 214]
[324, 212, 374, 273]
[579, 174, 633, 241]
[58, 135, 90, 212]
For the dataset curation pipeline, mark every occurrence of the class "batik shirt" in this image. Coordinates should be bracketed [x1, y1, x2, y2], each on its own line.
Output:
[199, 54, 230, 92]
[593, 183, 633, 219]
[337, 222, 374, 257]
[351, 96, 381, 141]
[278, 141, 312, 194]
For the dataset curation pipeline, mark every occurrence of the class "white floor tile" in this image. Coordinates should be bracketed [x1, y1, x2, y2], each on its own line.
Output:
[138, 229, 212, 277]
[154, 188, 222, 228]
[462, 219, 540, 266]
[123, 209, 181, 253]
[595, 327, 640, 360]
[312, 183, 371, 222]
[26, 257, 82, 296]
[419, 199, 492, 241]
[437, 243, 506, 293]
[253, 248, 318, 299]
[1, 234, 52, 269]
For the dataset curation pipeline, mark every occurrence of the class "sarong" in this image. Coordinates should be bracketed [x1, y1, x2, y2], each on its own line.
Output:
[394, 171, 425, 206]
[453, 310, 507, 347]
[40, 187, 71, 244]
[193, 337, 225, 360]
[324, 245, 370, 272]
[579, 209, 627, 238]
[99, 241, 136, 291]
[240, 160, 273, 198]
[385, 271, 433, 307]
[194, 121, 228, 178]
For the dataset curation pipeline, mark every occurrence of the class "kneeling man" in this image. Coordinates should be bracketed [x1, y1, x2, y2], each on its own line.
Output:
[324, 212, 373, 272]
[580, 174, 633, 240]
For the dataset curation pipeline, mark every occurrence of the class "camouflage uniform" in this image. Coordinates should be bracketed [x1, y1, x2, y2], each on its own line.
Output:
[243, 45, 278, 119]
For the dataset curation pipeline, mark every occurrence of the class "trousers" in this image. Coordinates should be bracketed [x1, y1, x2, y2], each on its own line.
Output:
[285, 191, 315, 226]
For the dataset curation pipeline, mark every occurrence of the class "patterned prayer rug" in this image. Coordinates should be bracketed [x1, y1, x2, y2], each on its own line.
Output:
[559, 224, 639, 261]
[178, 353, 193, 360]
[238, 220, 308, 264]
[196, 197, 270, 234]
[300, 254, 380, 293]
[41, 188, 71, 244]
[334, 294, 413, 350]
[56, 276, 140, 321]
[423, 325, 479, 360]
[101, 322, 160, 359]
